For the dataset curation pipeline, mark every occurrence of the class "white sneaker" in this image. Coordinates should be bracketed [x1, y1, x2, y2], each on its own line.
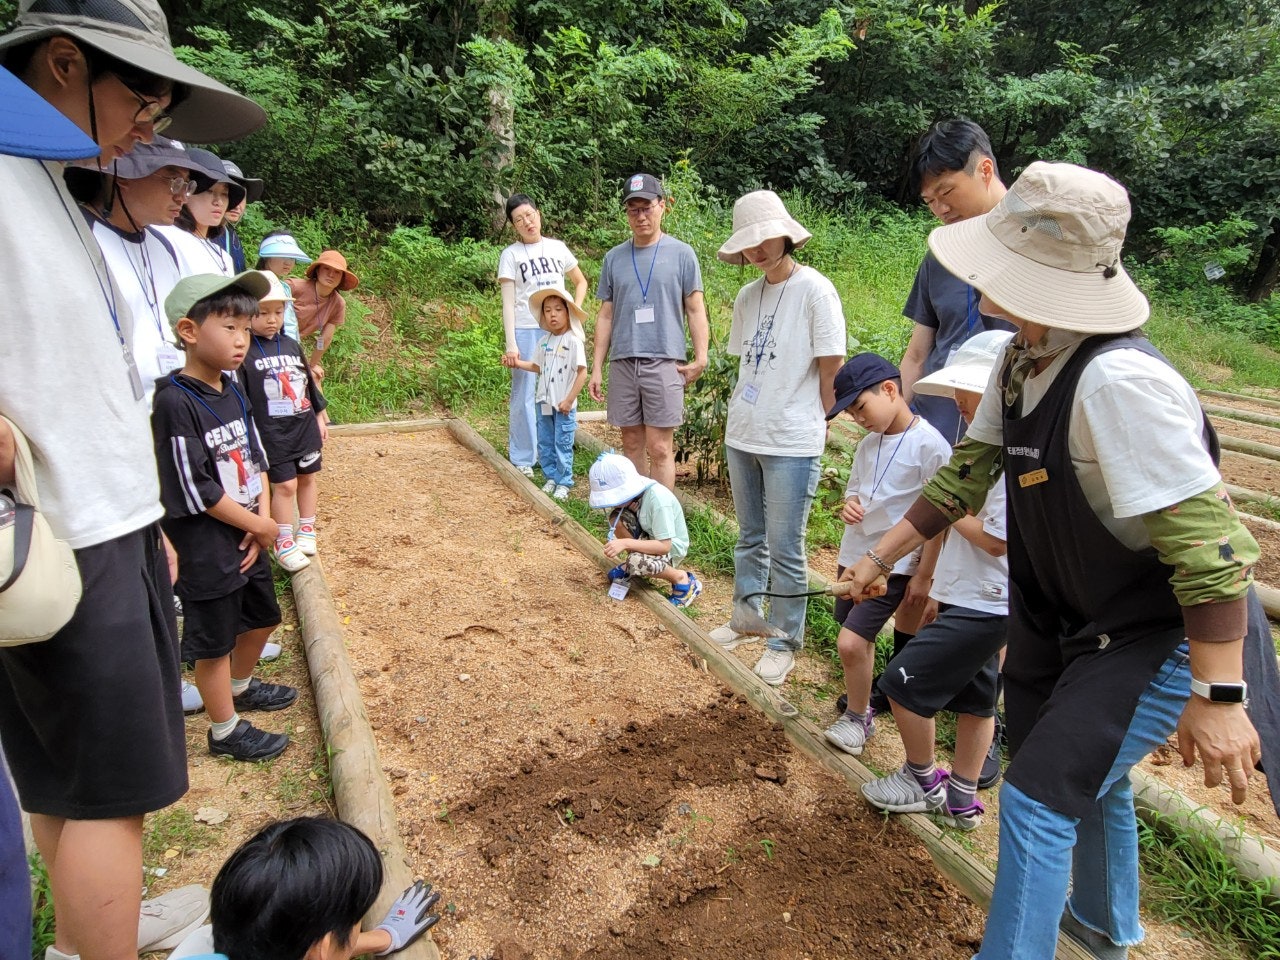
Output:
[542, 479, 556, 494]
[137, 884, 211, 952]
[181, 680, 204, 714]
[294, 523, 317, 556]
[825, 712, 876, 756]
[553, 484, 570, 500]
[709, 621, 758, 651]
[753, 648, 795, 686]
[259, 641, 282, 662]
[273, 538, 310, 573]
[516, 465, 536, 478]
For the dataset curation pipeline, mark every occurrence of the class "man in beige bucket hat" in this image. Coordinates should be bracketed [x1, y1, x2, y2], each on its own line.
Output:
[0, 3, 263, 958]
[838, 162, 1276, 959]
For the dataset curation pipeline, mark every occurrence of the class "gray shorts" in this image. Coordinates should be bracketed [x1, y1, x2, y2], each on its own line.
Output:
[607, 357, 685, 428]
[878, 603, 1006, 717]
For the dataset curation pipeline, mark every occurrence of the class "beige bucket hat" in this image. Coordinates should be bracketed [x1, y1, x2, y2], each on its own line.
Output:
[529, 283, 587, 342]
[927, 162, 1149, 333]
[717, 190, 812, 265]
[0, 0, 266, 142]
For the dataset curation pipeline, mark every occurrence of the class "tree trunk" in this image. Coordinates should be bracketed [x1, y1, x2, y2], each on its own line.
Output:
[1247, 218, 1280, 303]
[478, 1, 516, 236]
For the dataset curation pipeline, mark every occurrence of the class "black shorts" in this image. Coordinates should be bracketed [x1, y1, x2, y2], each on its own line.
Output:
[833, 570, 910, 642]
[0, 524, 187, 819]
[878, 603, 1006, 717]
[267, 448, 322, 484]
[180, 554, 280, 661]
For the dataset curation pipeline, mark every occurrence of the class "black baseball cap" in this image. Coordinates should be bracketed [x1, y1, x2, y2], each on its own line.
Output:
[826, 353, 901, 420]
[622, 172, 664, 203]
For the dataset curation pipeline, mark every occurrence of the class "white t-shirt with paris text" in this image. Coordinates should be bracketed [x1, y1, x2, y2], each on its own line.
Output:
[726, 265, 847, 458]
[498, 237, 579, 329]
[837, 417, 952, 574]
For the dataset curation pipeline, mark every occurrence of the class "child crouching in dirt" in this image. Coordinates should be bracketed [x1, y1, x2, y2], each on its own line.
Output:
[167, 816, 441, 960]
[501, 283, 590, 500]
[588, 452, 702, 607]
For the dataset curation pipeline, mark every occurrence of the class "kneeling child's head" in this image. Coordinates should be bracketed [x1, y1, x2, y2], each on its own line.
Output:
[912, 330, 1013, 425]
[588, 452, 654, 510]
[826, 353, 912, 434]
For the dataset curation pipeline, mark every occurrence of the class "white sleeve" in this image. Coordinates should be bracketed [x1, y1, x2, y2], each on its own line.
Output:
[808, 275, 847, 357]
[497, 245, 516, 282]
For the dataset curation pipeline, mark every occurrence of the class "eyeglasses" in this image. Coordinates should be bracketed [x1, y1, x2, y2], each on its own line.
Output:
[625, 201, 662, 219]
[113, 74, 173, 134]
[149, 172, 196, 198]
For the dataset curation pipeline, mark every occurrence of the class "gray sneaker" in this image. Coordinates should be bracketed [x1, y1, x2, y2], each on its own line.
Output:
[1060, 906, 1129, 960]
[824, 711, 876, 755]
[753, 648, 795, 685]
[862, 765, 948, 814]
[709, 622, 758, 651]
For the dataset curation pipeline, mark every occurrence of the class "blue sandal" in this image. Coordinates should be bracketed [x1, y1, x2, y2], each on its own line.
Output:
[668, 572, 702, 608]
[607, 565, 630, 582]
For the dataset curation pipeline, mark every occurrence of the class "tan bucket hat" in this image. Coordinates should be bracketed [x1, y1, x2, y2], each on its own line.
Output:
[718, 190, 812, 265]
[927, 162, 1149, 333]
[0, 0, 266, 142]
[529, 283, 587, 342]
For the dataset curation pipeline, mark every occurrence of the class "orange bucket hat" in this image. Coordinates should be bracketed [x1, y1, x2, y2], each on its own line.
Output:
[305, 250, 359, 291]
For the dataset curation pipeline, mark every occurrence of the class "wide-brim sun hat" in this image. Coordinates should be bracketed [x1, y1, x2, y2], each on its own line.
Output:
[717, 190, 812, 265]
[0, 62, 99, 159]
[588, 453, 654, 509]
[256, 271, 294, 303]
[183, 146, 245, 207]
[914, 330, 1015, 398]
[305, 249, 359, 291]
[927, 161, 1149, 334]
[529, 283, 587, 341]
[0, 0, 266, 143]
[257, 234, 311, 263]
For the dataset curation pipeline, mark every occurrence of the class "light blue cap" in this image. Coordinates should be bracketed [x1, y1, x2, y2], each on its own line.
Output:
[257, 234, 311, 263]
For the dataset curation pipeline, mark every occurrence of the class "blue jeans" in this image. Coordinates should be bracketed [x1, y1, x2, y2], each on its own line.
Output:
[537, 406, 577, 487]
[508, 327, 541, 468]
[976, 646, 1191, 958]
[725, 446, 820, 653]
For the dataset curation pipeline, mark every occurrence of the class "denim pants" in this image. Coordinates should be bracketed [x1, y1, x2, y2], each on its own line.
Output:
[537, 406, 577, 487]
[976, 645, 1191, 958]
[508, 327, 541, 468]
[725, 446, 820, 653]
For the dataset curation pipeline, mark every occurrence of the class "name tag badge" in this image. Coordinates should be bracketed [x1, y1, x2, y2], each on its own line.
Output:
[246, 472, 263, 499]
[268, 398, 295, 417]
[742, 382, 761, 405]
[608, 580, 630, 601]
[155, 345, 181, 373]
[634, 305, 655, 324]
[1018, 468, 1049, 488]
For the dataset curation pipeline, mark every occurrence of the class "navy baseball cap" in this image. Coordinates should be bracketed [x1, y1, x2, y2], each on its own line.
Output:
[826, 353, 901, 420]
[0, 64, 98, 160]
[622, 172, 664, 203]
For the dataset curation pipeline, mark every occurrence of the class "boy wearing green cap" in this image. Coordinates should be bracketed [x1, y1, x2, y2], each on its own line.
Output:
[151, 272, 298, 764]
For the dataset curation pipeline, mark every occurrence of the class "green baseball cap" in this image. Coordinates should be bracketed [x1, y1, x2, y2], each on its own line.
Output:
[165, 270, 272, 326]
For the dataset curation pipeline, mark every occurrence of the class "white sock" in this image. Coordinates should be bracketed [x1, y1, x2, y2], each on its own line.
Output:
[276, 524, 293, 544]
[46, 947, 78, 960]
[230, 675, 252, 695]
[297, 516, 315, 531]
[210, 713, 240, 740]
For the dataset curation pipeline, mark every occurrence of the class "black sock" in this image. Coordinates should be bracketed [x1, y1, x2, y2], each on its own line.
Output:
[892, 629, 914, 658]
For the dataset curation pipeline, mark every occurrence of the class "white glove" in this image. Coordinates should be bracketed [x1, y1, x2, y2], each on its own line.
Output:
[374, 880, 441, 955]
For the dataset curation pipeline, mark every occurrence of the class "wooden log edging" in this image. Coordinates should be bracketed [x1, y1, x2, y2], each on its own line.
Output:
[292, 529, 442, 958]
[1202, 389, 1280, 414]
[447, 417, 1095, 959]
[1203, 403, 1280, 431]
[327, 417, 449, 436]
[1219, 434, 1280, 463]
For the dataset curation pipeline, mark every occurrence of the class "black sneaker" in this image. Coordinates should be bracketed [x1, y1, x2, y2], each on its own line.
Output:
[868, 674, 890, 714]
[979, 714, 1004, 790]
[836, 692, 848, 716]
[208, 719, 288, 761]
[232, 678, 298, 712]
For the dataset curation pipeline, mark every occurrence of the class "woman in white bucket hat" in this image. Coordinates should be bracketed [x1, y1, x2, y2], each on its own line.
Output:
[707, 190, 846, 686]
[837, 162, 1276, 959]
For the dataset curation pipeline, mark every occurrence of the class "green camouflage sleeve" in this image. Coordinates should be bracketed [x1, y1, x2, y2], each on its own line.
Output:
[919, 436, 1004, 523]
[1142, 482, 1259, 609]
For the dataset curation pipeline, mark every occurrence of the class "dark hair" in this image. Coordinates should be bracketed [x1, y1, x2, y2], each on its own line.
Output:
[211, 818, 383, 960]
[782, 237, 796, 255]
[3, 38, 189, 109]
[254, 230, 291, 270]
[176, 189, 229, 241]
[505, 193, 536, 221]
[909, 117, 998, 195]
[187, 289, 260, 325]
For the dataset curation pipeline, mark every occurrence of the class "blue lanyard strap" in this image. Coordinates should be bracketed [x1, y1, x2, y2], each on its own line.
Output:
[253, 333, 282, 362]
[868, 416, 917, 502]
[966, 286, 980, 334]
[629, 236, 662, 304]
[168, 375, 257, 461]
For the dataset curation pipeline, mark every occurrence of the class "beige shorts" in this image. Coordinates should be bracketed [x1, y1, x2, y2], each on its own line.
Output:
[607, 357, 685, 428]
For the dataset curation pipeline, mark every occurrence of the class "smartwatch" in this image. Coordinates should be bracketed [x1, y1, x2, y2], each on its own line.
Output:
[1189, 678, 1248, 704]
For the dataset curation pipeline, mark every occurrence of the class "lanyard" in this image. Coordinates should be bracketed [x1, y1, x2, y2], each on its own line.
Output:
[168, 375, 256, 461]
[750, 264, 797, 374]
[868, 416, 918, 502]
[199, 235, 229, 273]
[117, 231, 165, 339]
[629, 236, 662, 304]
[253, 333, 286, 383]
[965, 286, 980, 335]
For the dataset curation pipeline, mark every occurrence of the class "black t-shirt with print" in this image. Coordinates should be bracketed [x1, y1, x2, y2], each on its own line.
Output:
[151, 372, 269, 601]
[236, 332, 326, 465]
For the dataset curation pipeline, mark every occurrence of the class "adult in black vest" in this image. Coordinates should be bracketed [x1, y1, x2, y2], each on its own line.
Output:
[838, 162, 1277, 959]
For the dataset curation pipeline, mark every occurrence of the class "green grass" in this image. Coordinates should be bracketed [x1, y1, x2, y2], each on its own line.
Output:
[30, 854, 53, 960]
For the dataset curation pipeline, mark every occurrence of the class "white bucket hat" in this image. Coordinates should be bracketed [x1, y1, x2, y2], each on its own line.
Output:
[0, 0, 266, 143]
[256, 271, 294, 303]
[588, 453, 654, 509]
[927, 162, 1149, 334]
[914, 330, 1014, 398]
[717, 190, 812, 265]
[529, 283, 587, 342]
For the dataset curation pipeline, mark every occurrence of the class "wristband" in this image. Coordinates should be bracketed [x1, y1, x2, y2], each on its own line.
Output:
[865, 549, 893, 576]
[1189, 677, 1248, 705]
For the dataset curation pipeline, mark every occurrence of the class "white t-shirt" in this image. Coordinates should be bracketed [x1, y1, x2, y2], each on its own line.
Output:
[726, 266, 847, 457]
[838, 417, 952, 572]
[967, 340, 1221, 551]
[0, 156, 162, 548]
[931, 481, 1008, 615]
[90, 219, 184, 407]
[498, 237, 579, 328]
[155, 224, 235, 278]
[533, 331, 587, 410]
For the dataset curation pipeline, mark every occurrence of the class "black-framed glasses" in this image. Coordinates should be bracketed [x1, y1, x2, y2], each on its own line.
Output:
[625, 201, 662, 219]
[113, 74, 173, 134]
[149, 172, 196, 198]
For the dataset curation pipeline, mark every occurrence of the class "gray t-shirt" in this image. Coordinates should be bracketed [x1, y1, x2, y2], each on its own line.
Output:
[903, 250, 1016, 444]
[596, 234, 703, 361]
